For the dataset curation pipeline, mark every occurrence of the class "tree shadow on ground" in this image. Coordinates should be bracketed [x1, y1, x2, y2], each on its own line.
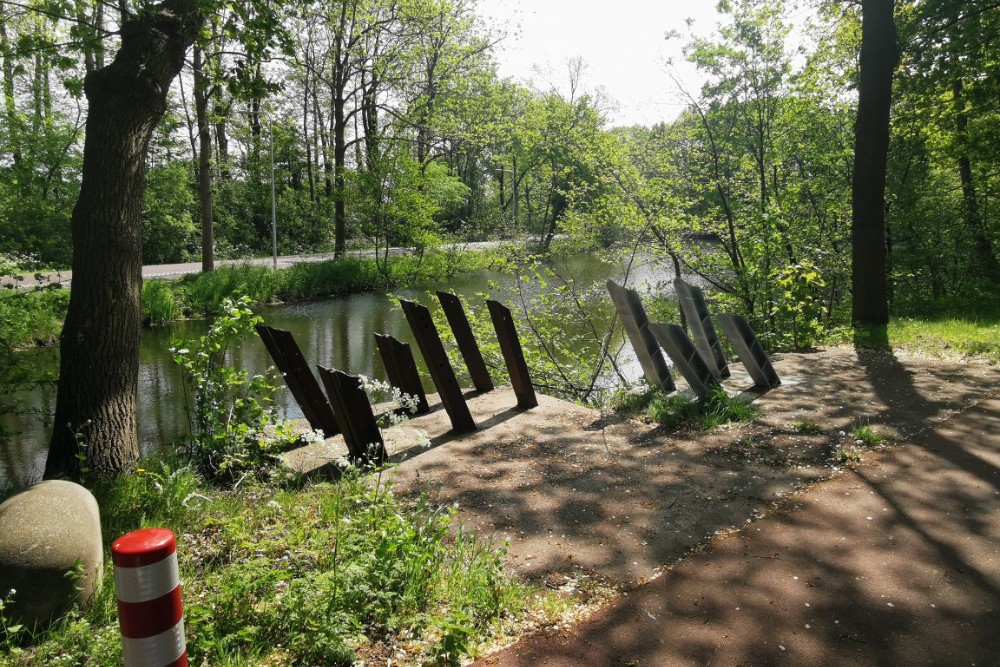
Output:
[390, 348, 1000, 587]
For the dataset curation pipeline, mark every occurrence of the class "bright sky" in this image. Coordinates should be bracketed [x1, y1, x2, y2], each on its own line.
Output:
[476, 0, 727, 127]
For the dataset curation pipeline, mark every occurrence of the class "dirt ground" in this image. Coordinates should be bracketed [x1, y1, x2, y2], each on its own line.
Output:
[367, 348, 998, 583]
[472, 393, 1000, 666]
[281, 347, 1000, 663]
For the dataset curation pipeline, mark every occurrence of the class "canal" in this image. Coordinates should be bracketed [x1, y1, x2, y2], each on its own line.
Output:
[1, 252, 675, 487]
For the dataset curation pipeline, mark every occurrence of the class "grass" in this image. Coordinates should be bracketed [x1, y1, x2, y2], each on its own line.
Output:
[0, 286, 68, 351]
[614, 385, 760, 430]
[889, 316, 1000, 363]
[0, 457, 548, 667]
[850, 423, 883, 446]
[174, 247, 503, 316]
[789, 418, 824, 435]
[836, 447, 864, 464]
[140, 279, 179, 325]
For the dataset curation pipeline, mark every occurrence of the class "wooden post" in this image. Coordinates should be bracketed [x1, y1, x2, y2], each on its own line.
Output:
[437, 291, 495, 392]
[399, 299, 476, 433]
[486, 299, 538, 409]
[255, 324, 340, 436]
[374, 333, 429, 414]
[317, 366, 387, 464]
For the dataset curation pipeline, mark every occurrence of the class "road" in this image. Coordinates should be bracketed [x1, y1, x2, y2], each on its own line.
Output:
[2, 240, 511, 289]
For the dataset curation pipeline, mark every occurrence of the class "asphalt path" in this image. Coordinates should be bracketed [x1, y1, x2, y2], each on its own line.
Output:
[2, 240, 507, 289]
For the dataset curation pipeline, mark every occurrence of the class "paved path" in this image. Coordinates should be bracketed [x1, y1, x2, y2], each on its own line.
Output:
[475, 394, 1000, 666]
[2, 241, 509, 289]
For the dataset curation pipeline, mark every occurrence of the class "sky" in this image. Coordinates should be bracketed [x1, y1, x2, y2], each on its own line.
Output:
[475, 0, 728, 127]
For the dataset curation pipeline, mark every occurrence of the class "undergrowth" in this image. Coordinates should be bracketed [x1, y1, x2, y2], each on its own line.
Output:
[174, 246, 504, 318]
[613, 385, 760, 430]
[0, 459, 535, 666]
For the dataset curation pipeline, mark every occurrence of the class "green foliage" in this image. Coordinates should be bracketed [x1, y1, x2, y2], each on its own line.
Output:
[767, 261, 828, 350]
[171, 296, 286, 483]
[142, 163, 198, 265]
[615, 386, 760, 431]
[0, 285, 68, 352]
[181, 264, 286, 316]
[1, 459, 532, 666]
[141, 279, 179, 325]
[610, 384, 658, 416]
[1, 589, 26, 656]
[836, 447, 863, 464]
[163, 247, 501, 317]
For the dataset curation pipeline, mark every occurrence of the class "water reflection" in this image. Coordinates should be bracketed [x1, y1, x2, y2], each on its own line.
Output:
[0, 253, 672, 487]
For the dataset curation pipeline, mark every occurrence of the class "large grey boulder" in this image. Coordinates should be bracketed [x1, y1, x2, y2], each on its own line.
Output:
[0, 480, 103, 627]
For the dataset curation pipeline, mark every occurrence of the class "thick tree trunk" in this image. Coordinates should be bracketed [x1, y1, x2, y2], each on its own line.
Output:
[851, 0, 898, 335]
[45, 0, 203, 480]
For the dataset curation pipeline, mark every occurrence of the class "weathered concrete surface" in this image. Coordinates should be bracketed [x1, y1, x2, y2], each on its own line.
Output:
[0, 480, 103, 627]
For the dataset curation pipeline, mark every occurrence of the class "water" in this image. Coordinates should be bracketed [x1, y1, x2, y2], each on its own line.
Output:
[1, 253, 673, 487]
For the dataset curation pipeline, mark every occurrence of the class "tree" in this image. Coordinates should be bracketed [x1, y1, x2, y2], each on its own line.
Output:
[850, 0, 898, 340]
[891, 0, 1000, 293]
[44, 0, 205, 479]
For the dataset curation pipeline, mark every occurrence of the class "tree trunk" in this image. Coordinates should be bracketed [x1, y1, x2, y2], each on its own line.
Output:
[333, 51, 348, 257]
[215, 99, 230, 178]
[44, 0, 203, 480]
[0, 9, 25, 192]
[194, 45, 214, 272]
[851, 0, 898, 337]
[334, 86, 347, 257]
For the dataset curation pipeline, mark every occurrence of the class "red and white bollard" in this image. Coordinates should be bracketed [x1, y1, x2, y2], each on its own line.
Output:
[112, 528, 187, 667]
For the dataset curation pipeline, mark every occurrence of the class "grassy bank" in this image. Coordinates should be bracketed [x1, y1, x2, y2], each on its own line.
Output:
[144, 248, 507, 324]
[0, 457, 582, 666]
[0, 246, 509, 349]
[0, 286, 69, 351]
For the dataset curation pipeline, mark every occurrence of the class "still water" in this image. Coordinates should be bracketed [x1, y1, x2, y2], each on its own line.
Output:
[1, 253, 670, 487]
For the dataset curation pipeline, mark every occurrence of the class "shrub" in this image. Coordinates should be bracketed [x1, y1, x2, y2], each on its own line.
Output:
[171, 296, 287, 483]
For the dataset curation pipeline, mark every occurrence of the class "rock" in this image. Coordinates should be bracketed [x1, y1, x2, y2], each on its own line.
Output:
[0, 480, 103, 628]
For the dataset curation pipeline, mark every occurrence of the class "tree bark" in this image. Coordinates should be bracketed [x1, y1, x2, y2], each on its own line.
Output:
[44, 0, 203, 480]
[851, 0, 898, 335]
[194, 45, 214, 272]
[0, 7, 24, 182]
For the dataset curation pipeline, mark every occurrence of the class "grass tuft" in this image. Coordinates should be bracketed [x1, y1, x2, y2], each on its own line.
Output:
[141, 279, 178, 325]
[616, 386, 760, 431]
[789, 418, 824, 435]
[850, 423, 883, 446]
